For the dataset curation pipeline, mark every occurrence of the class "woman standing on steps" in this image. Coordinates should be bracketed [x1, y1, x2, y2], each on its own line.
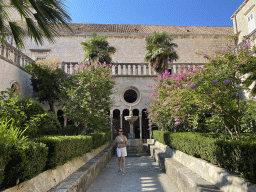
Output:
[115, 129, 128, 175]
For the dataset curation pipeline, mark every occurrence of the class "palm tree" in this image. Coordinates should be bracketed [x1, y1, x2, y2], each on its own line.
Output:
[81, 32, 116, 64]
[1, 0, 72, 49]
[144, 31, 179, 74]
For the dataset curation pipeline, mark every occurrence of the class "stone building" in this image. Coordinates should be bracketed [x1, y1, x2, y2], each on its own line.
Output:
[231, 0, 256, 44]
[15, 23, 233, 140]
[231, 0, 256, 100]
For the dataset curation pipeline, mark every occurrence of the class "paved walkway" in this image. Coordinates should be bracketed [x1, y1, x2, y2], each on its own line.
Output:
[86, 155, 180, 192]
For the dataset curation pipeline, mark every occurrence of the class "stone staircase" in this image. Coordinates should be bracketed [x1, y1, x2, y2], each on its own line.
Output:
[126, 145, 148, 157]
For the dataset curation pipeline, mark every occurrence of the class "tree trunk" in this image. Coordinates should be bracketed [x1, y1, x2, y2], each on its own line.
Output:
[48, 99, 56, 114]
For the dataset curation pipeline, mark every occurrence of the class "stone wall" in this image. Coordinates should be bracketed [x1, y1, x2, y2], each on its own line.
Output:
[21, 33, 231, 64]
[0, 53, 34, 99]
[231, 0, 256, 43]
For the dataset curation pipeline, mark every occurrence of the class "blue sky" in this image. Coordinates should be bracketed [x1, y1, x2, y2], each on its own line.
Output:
[65, 0, 244, 27]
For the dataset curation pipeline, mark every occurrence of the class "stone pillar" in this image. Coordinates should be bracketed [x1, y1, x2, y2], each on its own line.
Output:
[139, 114, 142, 139]
[64, 117, 67, 127]
[110, 111, 113, 140]
[173, 64, 177, 74]
[138, 65, 141, 75]
[118, 65, 121, 75]
[128, 65, 131, 75]
[149, 65, 152, 75]
[64, 64, 68, 73]
[120, 112, 123, 128]
[133, 65, 136, 75]
[149, 118, 152, 139]
[143, 65, 147, 75]
[112, 65, 116, 75]
[70, 64, 73, 74]
[123, 65, 127, 75]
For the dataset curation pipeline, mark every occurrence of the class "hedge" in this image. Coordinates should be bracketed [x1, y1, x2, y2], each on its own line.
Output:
[152, 130, 256, 184]
[0, 143, 11, 188]
[89, 131, 111, 149]
[1, 141, 48, 189]
[34, 135, 93, 170]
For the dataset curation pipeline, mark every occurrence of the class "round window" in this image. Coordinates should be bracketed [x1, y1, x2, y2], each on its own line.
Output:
[124, 89, 137, 103]
[121, 86, 141, 106]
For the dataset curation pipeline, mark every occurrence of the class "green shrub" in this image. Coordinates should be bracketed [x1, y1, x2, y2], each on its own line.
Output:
[0, 143, 11, 189]
[25, 111, 60, 138]
[34, 135, 93, 170]
[152, 130, 256, 184]
[89, 131, 111, 149]
[2, 141, 48, 189]
[60, 125, 78, 136]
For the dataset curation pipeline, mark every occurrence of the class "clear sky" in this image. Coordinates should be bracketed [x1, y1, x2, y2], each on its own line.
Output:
[65, 0, 244, 27]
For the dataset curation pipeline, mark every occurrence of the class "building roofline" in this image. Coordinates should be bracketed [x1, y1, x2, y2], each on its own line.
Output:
[231, 0, 249, 19]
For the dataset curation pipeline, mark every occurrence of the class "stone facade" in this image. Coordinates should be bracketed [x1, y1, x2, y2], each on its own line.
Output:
[231, 0, 256, 44]
[0, 23, 235, 139]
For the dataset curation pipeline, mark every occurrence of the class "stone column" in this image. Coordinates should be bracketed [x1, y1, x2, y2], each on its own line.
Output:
[120, 111, 123, 129]
[133, 65, 136, 75]
[139, 114, 142, 139]
[64, 117, 67, 127]
[173, 64, 177, 74]
[149, 118, 152, 139]
[64, 64, 68, 73]
[123, 65, 127, 75]
[110, 111, 113, 140]
[149, 65, 152, 75]
[112, 65, 116, 75]
[128, 65, 131, 75]
[143, 65, 147, 75]
[138, 65, 141, 75]
[70, 64, 73, 74]
[118, 65, 121, 75]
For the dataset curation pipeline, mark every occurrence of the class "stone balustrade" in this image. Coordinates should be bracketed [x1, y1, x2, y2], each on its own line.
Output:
[0, 43, 34, 68]
[61, 62, 204, 76]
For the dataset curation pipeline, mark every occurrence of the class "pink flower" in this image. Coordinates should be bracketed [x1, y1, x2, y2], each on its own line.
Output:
[77, 83, 79, 85]
[244, 43, 250, 49]
[62, 87, 66, 90]
[175, 122, 180, 125]
[167, 91, 169, 95]
[182, 84, 188, 87]
[163, 103, 167, 106]
[226, 46, 230, 50]
[151, 93, 154, 97]
[148, 85, 152, 88]
[177, 101, 180, 104]
[188, 114, 190, 117]
[175, 118, 179, 121]
[204, 53, 209, 57]
[175, 108, 179, 112]
[169, 98, 173, 101]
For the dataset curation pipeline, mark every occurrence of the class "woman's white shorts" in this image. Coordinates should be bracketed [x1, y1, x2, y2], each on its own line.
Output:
[117, 147, 127, 157]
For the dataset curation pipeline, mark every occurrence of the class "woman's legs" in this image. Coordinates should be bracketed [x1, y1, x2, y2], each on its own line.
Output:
[118, 157, 122, 170]
[121, 157, 125, 172]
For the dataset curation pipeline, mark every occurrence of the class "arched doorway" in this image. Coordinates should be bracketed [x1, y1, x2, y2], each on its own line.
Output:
[142, 109, 149, 139]
[113, 109, 120, 140]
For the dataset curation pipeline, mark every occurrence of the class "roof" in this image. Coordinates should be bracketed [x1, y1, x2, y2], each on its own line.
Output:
[231, 0, 249, 19]
[57, 23, 233, 36]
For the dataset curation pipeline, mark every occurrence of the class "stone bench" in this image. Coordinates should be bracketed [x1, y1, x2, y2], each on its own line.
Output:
[147, 139, 256, 192]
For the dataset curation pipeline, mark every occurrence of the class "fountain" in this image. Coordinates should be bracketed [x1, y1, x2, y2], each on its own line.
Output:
[124, 106, 138, 139]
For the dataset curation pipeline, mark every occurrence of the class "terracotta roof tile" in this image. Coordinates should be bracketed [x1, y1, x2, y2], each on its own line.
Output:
[59, 23, 233, 36]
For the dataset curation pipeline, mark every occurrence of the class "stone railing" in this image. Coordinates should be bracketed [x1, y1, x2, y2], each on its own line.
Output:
[111, 63, 157, 76]
[61, 62, 205, 76]
[0, 43, 34, 68]
[232, 29, 256, 53]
